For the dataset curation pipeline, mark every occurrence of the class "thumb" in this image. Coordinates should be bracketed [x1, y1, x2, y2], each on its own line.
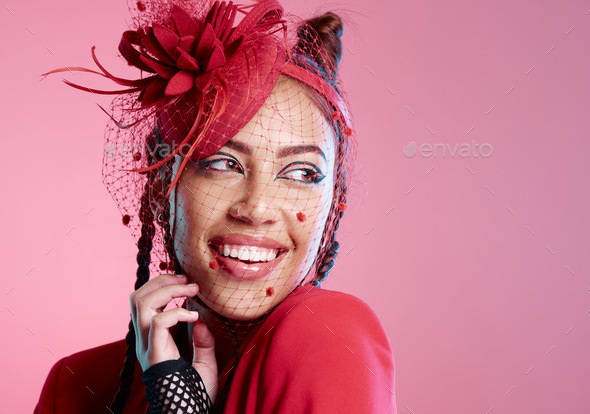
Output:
[192, 321, 218, 403]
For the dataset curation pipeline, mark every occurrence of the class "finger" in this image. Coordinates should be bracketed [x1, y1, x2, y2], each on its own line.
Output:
[192, 322, 216, 365]
[130, 273, 188, 315]
[137, 283, 200, 314]
[136, 284, 200, 344]
[149, 308, 200, 364]
[130, 273, 188, 344]
[192, 322, 218, 401]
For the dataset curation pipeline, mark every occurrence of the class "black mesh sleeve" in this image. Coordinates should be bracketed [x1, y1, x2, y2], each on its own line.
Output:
[142, 357, 213, 413]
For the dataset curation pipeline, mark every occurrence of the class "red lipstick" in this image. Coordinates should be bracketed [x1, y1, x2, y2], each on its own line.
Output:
[208, 234, 290, 280]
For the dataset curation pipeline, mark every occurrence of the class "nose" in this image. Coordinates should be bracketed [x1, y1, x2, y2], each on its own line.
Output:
[230, 173, 280, 226]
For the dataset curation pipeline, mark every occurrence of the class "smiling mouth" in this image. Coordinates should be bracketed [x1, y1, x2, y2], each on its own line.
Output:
[212, 243, 287, 264]
[208, 233, 291, 262]
[206, 235, 291, 280]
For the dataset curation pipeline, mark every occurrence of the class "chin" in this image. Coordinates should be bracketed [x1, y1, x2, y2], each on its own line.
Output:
[205, 295, 277, 321]
[198, 278, 301, 322]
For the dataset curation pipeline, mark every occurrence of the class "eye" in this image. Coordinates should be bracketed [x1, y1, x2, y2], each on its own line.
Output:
[196, 157, 244, 174]
[278, 162, 326, 184]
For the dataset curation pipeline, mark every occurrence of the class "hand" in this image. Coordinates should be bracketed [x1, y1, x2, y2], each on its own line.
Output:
[130, 273, 219, 402]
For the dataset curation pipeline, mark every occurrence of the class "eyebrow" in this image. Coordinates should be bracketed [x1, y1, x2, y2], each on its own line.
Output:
[223, 138, 327, 162]
[223, 138, 251, 156]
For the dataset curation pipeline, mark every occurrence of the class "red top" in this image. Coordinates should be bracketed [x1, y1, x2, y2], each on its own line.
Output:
[35, 285, 398, 413]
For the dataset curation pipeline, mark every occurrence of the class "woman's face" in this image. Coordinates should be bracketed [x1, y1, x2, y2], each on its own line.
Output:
[170, 76, 336, 320]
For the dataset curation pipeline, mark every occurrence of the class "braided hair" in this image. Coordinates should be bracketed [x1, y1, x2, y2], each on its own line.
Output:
[297, 11, 348, 288]
[108, 141, 158, 413]
[109, 10, 350, 412]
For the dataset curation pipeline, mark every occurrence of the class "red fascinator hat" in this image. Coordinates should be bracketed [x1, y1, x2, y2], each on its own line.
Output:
[42, 0, 355, 293]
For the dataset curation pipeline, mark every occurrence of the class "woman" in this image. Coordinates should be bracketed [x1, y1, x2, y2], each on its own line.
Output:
[35, 0, 397, 412]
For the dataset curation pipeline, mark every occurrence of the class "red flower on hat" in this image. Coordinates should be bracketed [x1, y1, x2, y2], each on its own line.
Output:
[42, 2, 244, 109]
[119, 2, 245, 107]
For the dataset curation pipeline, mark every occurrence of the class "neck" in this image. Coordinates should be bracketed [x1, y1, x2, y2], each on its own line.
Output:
[178, 296, 269, 376]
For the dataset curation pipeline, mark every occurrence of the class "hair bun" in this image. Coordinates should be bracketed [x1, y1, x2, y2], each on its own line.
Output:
[296, 11, 344, 74]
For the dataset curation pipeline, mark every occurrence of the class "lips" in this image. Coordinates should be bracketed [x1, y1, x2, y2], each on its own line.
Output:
[208, 234, 290, 280]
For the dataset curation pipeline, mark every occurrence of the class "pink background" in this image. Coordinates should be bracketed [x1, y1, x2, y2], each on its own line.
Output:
[2, 0, 589, 412]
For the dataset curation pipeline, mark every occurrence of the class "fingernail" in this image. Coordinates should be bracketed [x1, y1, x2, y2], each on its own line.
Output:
[175, 274, 186, 278]
[190, 311, 199, 318]
[187, 283, 197, 287]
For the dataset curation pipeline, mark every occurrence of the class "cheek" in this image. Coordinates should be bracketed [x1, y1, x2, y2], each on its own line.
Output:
[290, 184, 334, 252]
[177, 171, 238, 224]
[172, 174, 232, 261]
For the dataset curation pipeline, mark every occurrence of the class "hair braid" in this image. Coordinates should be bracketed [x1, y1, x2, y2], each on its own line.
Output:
[161, 162, 185, 276]
[312, 212, 344, 287]
[311, 112, 349, 288]
[293, 11, 350, 288]
[109, 178, 155, 413]
[312, 186, 347, 287]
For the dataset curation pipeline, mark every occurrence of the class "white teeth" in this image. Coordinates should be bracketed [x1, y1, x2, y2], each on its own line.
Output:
[237, 249, 250, 261]
[219, 244, 279, 262]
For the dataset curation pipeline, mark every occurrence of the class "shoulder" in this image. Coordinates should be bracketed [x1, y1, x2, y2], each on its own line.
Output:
[271, 285, 391, 348]
[50, 339, 129, 383]
[35, 339, 143, 414]
[257, 285, 397, 413]
[60, 339, 128, 369]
